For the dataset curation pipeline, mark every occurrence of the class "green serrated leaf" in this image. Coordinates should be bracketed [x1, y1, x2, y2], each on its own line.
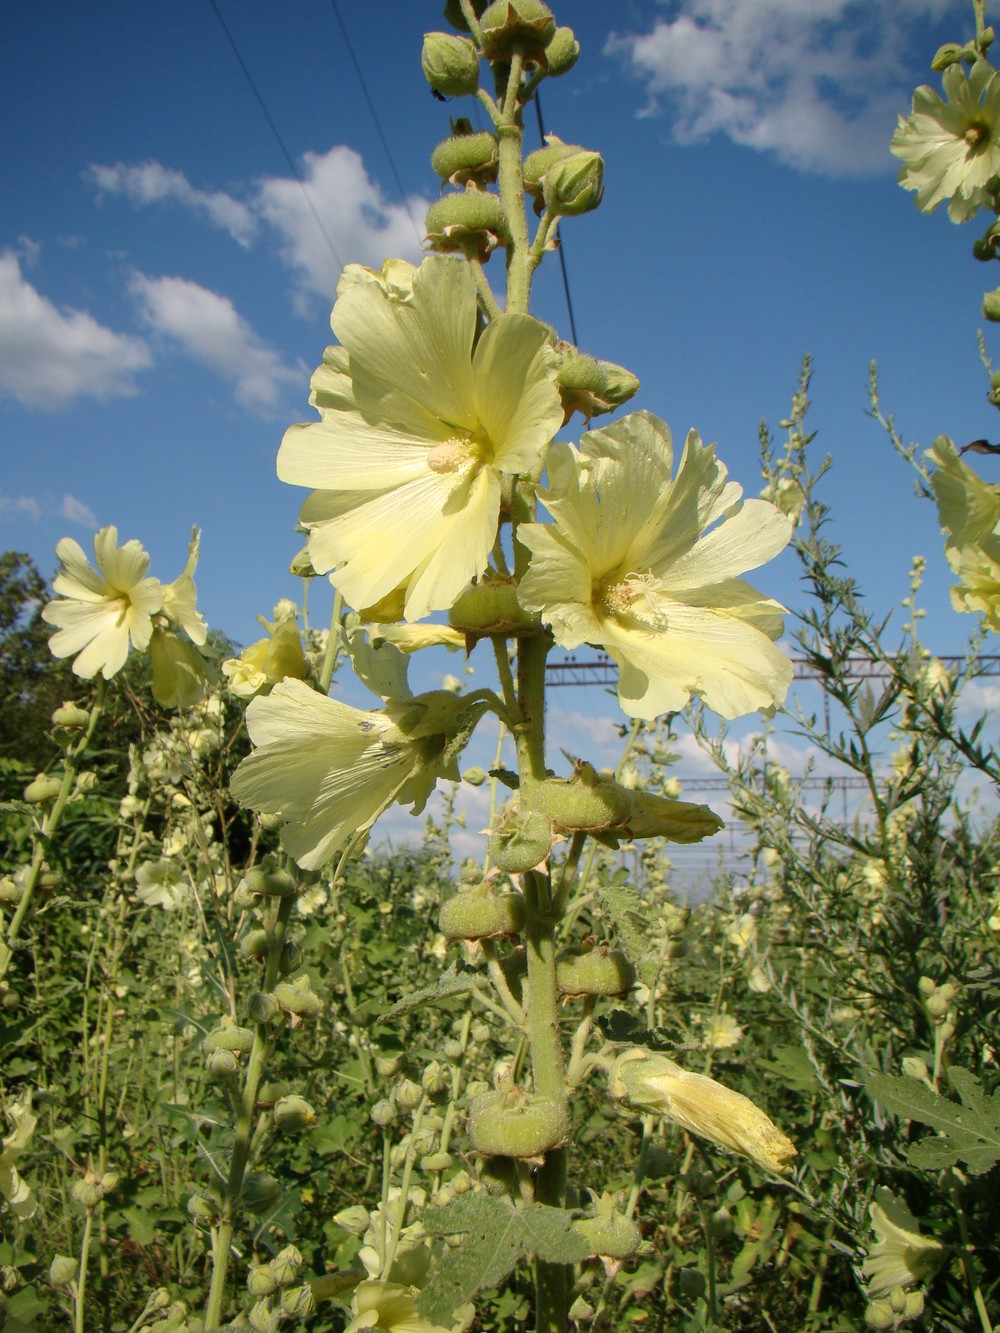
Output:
[418, 1195, 524, 1324]
[867, 1068, 1000, 1175]
[518, 1204, 592, 1264]
[381, 960, 482, 1021]
[757, 1044, 820, 1095]
[595, 879, 661, 986]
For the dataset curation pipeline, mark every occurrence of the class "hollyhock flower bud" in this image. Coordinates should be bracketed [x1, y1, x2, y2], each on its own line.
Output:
[424, 190, 509, 258]
[467, 1086, 568, 1157]
[489, 803, 553, 873]
[246, 991, 280, 1023]
[422, 32, 480, 96]
[984, 285, 1000, 321]
[280, 1285, 316, 1318]
[431, 130, 499, 186]
[421, 1061, 450, 1098]
[600, 360, 640, 408]
[273, 1095, 316, 1134]
[51, 702, 90, 729]
[449, 578, 540, 635]
[523, 136, 583, 199]
[931, 42, 965, 71]
[206, 1049, 240, 1081]
[271, 1245, 303, 1286]
[556, 944, 635, 998]
[396, 1079, 424, 1112]
[479, 0, 555, 63]
[243, 865, 298, 898]
[272, 975, 322, 1019]
[204, 1021, 254, 1054]
[439, 885, 525, 939]
[544, 26, 579, 77]
[247, 1264, 280, 1297]
[240, 929, 269, 960]
[49, 1255, 79, 1287]
[543, 150, 604, 217]
[24, 774, 61, 803]
[241, 1172, 282, 1214]
[532, 762, 631, 832]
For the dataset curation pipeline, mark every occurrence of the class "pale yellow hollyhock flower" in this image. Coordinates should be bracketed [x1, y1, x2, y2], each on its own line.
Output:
[518, 412, 793, 720]
[161, 528, 208, 645]
[0, 1092, 38, 1220]
[704, 1012, 744, 1050]
[892, 61, 1000, 222]
[278, 255, 563, 621]
[609, 1047, 795, 1175]
[344, 1280, 464, 1333]
[42, 526, 163, 679]
[230, 679, 476, 870]
[862, 1190, 946, 1298]
[222, 614, 307, 699]
[928, 436, 1000, 627]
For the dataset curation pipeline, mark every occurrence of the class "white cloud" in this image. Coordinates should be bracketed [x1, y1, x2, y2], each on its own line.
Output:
[0, 491, 96, 527]
[59, 494, 97, 527]
[129, 272, 300, 413]
[255, 145, 429, 307]
[88, 162, 257, 247]
[0, 251, 151, 410]
[606, 0, 962, 176]
[0, 494, 42, 522]
[88, 148, 430, 310]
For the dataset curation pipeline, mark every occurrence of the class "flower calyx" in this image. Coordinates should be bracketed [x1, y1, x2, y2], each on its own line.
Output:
[478, 0, 555, 63]
[556, 941, 636, 999]
[424, 189, 509, 260]
[448, 576, 541, 639]
[467, 1082, 568, 1158]
[431, 128, 499, 188]
[438, 882, 526, 940]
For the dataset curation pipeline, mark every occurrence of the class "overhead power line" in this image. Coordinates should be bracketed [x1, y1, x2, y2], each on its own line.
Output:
[534, 92, 579, 346]
[205, 0, 345, 270]
[545, 653, 1000, 687]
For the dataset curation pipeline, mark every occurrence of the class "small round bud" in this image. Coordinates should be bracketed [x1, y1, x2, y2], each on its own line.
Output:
[372, 1099, 397, 1127]
[600, 361, 640, 408]
[543, 150, 604, 217]
[273, 976, 322, 1018]
[24, 774, 62, 804]
[983, 26, 996, 51]
[931, 42, 965, 70]
[396, 1078, 424, 1112]
[206, 1048, 240, 1081]
[449, 579, 539, 636]
[467, 1087, 568, 1158]
[279, 941, 303, 975]
[523, 136, 583, 198]
[187, 1191, 220, 1222]
[246, 990, 280, 1023]
[333, 1204, 370, 1235]
[901, 1056, 930, 1081]
[289, 545, 317, 579]
[439, 886, 526, 940]
[708, 1206, 733, 1239]
[375, 1053, 404, 1078]
[241, 1172, 282, 1214]
[425, 191, 508, 259]
[51, 703, 90, 729]
[489, 805, 553, 874]
[432, 132, 499, 187]
[0, 877, 23, 906]
[271, 1245, 303, 1286]
[573, 1211, 642, 1259]
[471, 1020, 491, 1044]
[983, 285, 1000, 322]
[240, 928, 270, 960]
[273, 1095, 316, 1134]
[420, 1151, 454, 1172]
[556, 945, 635, 998]
[903, 1291, 925, 1319]
[422, 32, 480, 97]
[479, 0, 555, 62]
[442, 1038, 465, 1061]
[243, 865, 298, 898]
[462, 766, 487, 787]
[49, 1255, 79, 1287]
[280, 1285, 316, 1318]
[544, 26, 579, 76]
[421, 1061, 451, 1099]
[247, 1264, 280, 1298]
[204, 1021, 254, 1054]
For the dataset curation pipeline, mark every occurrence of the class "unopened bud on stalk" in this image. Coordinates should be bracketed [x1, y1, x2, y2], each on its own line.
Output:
[432, 131, 499, 187]
[247, 1265, 280, 1298]
[422, 32, 480, 96]
[556, 944, 636, 998]
[543, 26, 579, 76]
[246, 991, 280, 1023]
[372, 1099, 397, 1127]
[280, 1285, 316, 1318]
[425, 191, 508, 259]
[931, 42, 965, 70]
[449, 578, 540, 635]
[439, 883, 526, 939]
[396, 1078, 424, 1112]
[289, 544, 316, 578]
[51, 702, 90, 729]
[206, 1049, 240, 1081]
[543, 150, 604, 217]
[48, 1255, 79, 1287]
[243, 865, 298, 898]
[601, 361, 641, 408]
[273, 1095, 316, 1134]
[523, 136, 583, 199]
[273, 975, 322, 1018]
[467, 1086, 568, 1158]
[422, 1061, 450, 1098]
[489, 804, 553, 873]
[279, 941, 303, 974]
[375, 1053, 404, 1078]
[240, 929, 270, 960]
[241, 1172, 282, 1214]
[478, 0, 556, 62]
[205, 1021, 254, 1054]
[271, 1245, 304, 1286]
[532, 762, 631, 832]
[983, 285, 1000, 322]
[24, 774, 62, 804]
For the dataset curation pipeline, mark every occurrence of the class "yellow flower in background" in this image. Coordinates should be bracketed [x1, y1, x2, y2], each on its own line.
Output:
[862, 1190, 946, 1298]
[609, 1047, 795, 1175]
[43, 526, 163, 679]
[704, 1012, 744, 1050]
[222, 612, 308, 699]
[928, 435, 1000, 627]
[892, 61, 1000, 222]
[344, 1280, 461, 1333]
[0, 1092, 38, 1221]
[278, 255, 563, 621]
[517, 412, 793, 720]
[230, 678, 479, 870]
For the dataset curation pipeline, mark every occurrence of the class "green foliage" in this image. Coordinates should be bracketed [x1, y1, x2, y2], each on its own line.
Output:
[868, 1068, 1000, 1174]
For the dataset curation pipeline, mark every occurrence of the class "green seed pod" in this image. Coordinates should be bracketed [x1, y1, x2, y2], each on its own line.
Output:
[479, 0, 555, 63]
[532, 763, 631, 832]
[256, 1080, 292, 1108]
[420, 1151, 455, 1172]
[573, 1211, 642, 1259]
[523, 136, 583, 198]
[556, 945, 635, 998]
[544, 26, 579, 76]
[246, 990, 280, 1024]
[439, 885, 526, 940]
[273, 976, 322, 1018]
[984, 285, 1000, 322]
[49, 1254, 80, 1287]
[240, 928, 270, 960]
[489, 804, 553, 874]
[271, 1245, 303, 1286]
[425, 191, 508, 258]
[279, 941, 303, 975]
[51, 702, 90, 729]
[280, 1285, 316, 1318]
[422, 32, 480, 96]
[241, 1172, 282, 1215]
[931, 42, 965, 71]
[272, 1095, 316, 1134]
[556, 346, 608, 397]
[467, 1087, 568, 1158]
[24, 774, 62, 804]
[206, 1048, 240, 1081]
[187, 1191, 220, 1222]
[243, 865, 298, 898]
[431, 131, 499, 186]
[205, 1021, 255, 1054]
[543, 150, 604, 217]
[247, 1264, 280, 1298]
[449, 579, 540, 635]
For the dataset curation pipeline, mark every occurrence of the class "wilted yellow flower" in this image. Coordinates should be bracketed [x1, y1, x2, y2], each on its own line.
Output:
[43, 526, 163, 679]
[726, 913, 758, 953]
[609, 1047, 796, 1174]
[927, 436, 1000, 626]
[222, 613, 307, 699]
[892, 61, 1000, 222]
[862, 1190, 946, 1298]
[278, 256, 563, 621]
[517, 412, 792, 720]
[160, 528, 208, 646]
[230, 679, 479, 870]
[0, 1092, 38, 1220]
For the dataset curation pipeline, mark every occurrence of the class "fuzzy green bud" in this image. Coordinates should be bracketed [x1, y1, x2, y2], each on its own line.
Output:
[489, 804, 553, 874]
[270, 1245, 303, 1286]
[425, 191, 508, 258]
[396, 1078, 424, 1112]
[243, 865, 298, 898]
[422, 32, 480, 96]
[556, 944, 636, 998]
[467, 1087, 568, 1158]
[442, 0, 488, 33]
[246, 990, 280, 1024]
[73, 1170, 117, 1209]
[462, 765, 487, 786]
[901, 1056, 930, 1082]
[479, 0, 555, 62]
[442, 1038, 465, 1061]
[544, 26, 579, 76]
[187, 1192, 219, 1222]
[333, 1204, 370, 1235]
[431, 131, 498, 186]
[532, 762, 631, 832]
[543, 150, 604, 217]
[49, 1255, 79, 1287]
[0, 877, 22, 905]
[272, 975, 322, 1018]
[247, 1265, 280, 1298]
[523, 136, 583, 198]
[375, 1053, 404, 1078]
[289, 544, 316, 578]
[272, 1095, 316, 1134]
[449, 578, 540, 635]
[931, 42, 965, 71]
[204, 1021, 254, 1054]
[600, 360, 640, 408]
[240, 928, 270, 960]
[439, 885, 526, 940]
[984, 285, 1000, 322]
[422, 1061, 451, 1099]
[864, 1300, 896, 1330]
[372, 1099, 397, 1127]
[280, 1285, 316, 1318]
[51, 702, 90, 729]
[573, 1211, 642, 1260]
[206, 1048, 240, 1081]
[279, 941, 303, 975]
[241, 1172, 282, 1215]
[24, 774, 62, 804]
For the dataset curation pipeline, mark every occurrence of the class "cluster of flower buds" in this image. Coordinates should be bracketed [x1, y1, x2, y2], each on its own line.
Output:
[246, 1245, 315, 1332]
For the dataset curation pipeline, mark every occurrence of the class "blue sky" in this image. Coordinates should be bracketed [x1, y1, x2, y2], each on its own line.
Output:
[3, 0, 997, 785]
